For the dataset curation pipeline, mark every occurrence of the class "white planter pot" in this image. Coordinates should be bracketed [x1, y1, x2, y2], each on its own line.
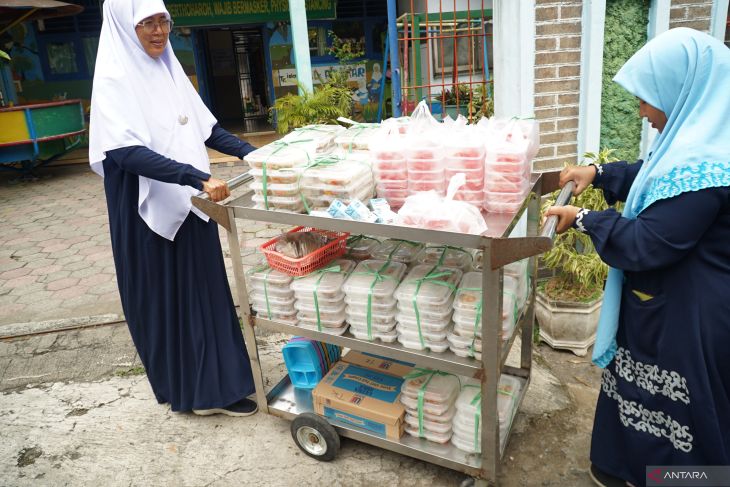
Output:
[535, 290, 603, 357]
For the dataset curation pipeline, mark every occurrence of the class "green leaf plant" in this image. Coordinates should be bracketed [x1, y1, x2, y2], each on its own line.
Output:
[539, 149, 620, 302]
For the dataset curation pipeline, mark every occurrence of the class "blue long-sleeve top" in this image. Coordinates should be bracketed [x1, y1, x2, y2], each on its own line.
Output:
[574, 161, 730, 274]
[104, 123, 256, 190]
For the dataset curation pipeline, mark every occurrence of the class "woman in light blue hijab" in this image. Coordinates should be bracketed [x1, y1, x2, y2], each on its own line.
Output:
[546, 28, 730, 486]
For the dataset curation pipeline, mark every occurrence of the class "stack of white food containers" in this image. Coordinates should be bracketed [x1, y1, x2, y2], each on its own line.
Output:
[370, 131, 409, 209]
[343, 259, 406, 342]
[372, 239, 424, 266]
[246, 125, 342, 212]
[335, 123, 382, 152]
[282, 124, 346, 150]
[345, 235, 381, 261]
[415, 245, 474, 272]
[247, 265, 297, 325]
[394, 265, 463, 352]
[298, 156, 375, 212]
[406, 139, 445, 195]
[444, 130, 486, 207]
[482, 119, 539, 213]
[400, 370, 461, 443]
[290, 259, 355, 335]
[452, 376, 522, 453]
[447, 272, 522, 359]
[505, 258, 530, 312]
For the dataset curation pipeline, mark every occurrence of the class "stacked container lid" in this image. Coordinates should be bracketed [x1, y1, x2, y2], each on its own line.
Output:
[342, 259, 407, 342]
[448, 272, 522, 360]
[370, 131, 409, 209]
[400, 370, 461, 443]
[394, 265, 463, 352]
[443, 132, 486, 207]
[334, 123, 382, 152]
[372, 238, 424, 266]
[297, 155, 375, 212]
[415, 245, 474, 272]
[406, 140, 445, 196]
[482, 119, 538, 213]
[290, 259, 355, 335]
[452, 376, 522, 453]
[246, 126, 343, 212]
[345, 235, 382, 261]
[247, 264, 297, 325]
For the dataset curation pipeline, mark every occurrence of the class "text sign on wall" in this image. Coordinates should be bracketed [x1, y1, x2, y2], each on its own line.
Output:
[166, 0, 336, 27]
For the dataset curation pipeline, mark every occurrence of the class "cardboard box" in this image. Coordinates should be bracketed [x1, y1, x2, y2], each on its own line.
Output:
[313, 361, 405, 439]
[342, 350, 414, 378]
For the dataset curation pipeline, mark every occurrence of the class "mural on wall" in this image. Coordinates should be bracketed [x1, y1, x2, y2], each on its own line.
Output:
[267, 22, 387, 122]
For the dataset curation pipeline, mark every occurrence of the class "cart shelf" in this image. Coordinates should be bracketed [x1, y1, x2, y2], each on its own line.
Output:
[266, 373, 529, 477]
[254, 294, 532, 379]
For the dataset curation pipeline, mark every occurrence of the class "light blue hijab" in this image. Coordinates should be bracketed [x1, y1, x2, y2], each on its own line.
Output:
[592, 28, 730, 368]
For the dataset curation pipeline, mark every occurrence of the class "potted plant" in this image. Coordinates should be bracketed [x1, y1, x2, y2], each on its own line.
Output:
[439, 83, 494, 121]
[269, 32, 361, 134]
[535, 149, 618, 356]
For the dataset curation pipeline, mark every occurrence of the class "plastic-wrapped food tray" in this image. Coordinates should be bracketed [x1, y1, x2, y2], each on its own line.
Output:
[404, 424, 452, 444]
[289, 259, 355, 296]
[250, 280, 294, 298]
[346, 318, 397, 332]
[349, 326, 398, 343]
[248, 167, 302, 185]
[298, 321, 349, 335]
[396, 313, 453, 332]
[394, 265, 463, 308]
[345, 235, 381, 261]
[397, 336, 449, 353]
[372, 240, 424, 265]
[415, 246, 473, 271]
[400, 387, 457, 416]
[344, 294, 397, 311]
[404, 413, 453, 435]
[397, 324, 449, 342]
[343, 259, 407, 299]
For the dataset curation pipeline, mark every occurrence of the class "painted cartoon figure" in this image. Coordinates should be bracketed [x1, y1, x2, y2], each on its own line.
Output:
[367, 62, 383, 103]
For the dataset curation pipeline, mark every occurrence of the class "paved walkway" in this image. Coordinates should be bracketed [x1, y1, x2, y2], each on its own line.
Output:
[0, 135, 279, 328]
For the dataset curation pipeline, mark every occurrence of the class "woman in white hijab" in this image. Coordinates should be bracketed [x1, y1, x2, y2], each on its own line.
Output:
[89, 0, 257, 416]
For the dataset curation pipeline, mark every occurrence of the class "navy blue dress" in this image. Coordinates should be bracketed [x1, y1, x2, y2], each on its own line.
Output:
[579, 162, 730, 486]
[102, 124, 257, 412]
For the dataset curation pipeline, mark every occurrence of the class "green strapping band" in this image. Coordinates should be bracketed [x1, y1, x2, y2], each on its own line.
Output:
[351, 261, 396, 340]
[294, 264, 341, 331]
[404, 368, 460, 438]
[247, 264, 275, 319]
[260, 139, 313, 210]
[385, 239, 421, 263]
[460, 286, 483, 358]
[429, 245, 473, 267]
[463, 384, 482, 449]
[410, 267, 457, 349]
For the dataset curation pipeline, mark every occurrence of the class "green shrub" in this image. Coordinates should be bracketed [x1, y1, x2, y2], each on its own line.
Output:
[600, 0, 650, 162]
[540, 149, 620, 302]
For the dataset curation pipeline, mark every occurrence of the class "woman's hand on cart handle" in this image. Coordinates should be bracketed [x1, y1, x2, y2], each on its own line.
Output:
[544, 205, 580, 234]
[560, 165, 596, 196]
[202, 177, 231, 202]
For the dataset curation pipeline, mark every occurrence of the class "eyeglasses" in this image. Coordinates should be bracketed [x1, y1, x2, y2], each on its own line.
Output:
[136, 19, 173, 34]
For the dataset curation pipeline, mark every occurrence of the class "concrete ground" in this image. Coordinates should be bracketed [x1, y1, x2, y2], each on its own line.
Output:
[0, 154, 603, 486]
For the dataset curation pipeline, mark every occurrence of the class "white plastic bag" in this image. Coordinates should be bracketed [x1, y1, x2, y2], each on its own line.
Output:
[397, 174, 488, 234]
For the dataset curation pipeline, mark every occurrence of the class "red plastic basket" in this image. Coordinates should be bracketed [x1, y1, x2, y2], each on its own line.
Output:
[260, 226, 350, 277]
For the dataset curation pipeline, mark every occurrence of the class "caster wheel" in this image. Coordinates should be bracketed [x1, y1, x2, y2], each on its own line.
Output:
[290, 413, 340, 462]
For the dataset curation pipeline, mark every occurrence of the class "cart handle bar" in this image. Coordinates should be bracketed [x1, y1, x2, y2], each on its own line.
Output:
[539, 181, 575, 240]
[196, 171, 253, 201]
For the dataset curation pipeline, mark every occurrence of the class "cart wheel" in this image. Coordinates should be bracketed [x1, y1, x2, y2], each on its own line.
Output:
[290, 413, 340, 462]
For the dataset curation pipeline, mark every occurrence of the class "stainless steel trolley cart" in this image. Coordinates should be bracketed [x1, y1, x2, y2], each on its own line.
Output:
[192, 171, 568, 486]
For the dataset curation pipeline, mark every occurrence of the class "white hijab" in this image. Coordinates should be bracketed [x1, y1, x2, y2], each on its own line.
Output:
[89, 0, 217, 241]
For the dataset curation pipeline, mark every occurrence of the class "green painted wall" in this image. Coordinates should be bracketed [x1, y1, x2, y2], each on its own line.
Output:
[600, 0, 650, 162]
